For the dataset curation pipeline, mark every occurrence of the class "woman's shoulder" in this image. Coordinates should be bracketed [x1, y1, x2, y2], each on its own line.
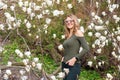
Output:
[75, 30, 84, 37]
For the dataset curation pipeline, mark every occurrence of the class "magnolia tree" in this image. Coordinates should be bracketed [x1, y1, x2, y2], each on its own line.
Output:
[0, 0, 120, 80]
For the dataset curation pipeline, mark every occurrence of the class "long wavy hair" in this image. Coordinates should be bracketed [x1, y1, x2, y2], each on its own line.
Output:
[64, 14, 80, 38]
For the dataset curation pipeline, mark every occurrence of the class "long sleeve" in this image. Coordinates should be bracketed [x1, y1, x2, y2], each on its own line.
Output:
[75, 37, 89, 60]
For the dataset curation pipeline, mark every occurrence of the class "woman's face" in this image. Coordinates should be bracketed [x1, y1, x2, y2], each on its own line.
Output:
[64, 17, 74, 29]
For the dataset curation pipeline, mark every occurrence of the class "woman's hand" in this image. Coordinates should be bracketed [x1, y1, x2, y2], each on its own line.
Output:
[61, 57, 64, 62]
[66, 57, 77, 66]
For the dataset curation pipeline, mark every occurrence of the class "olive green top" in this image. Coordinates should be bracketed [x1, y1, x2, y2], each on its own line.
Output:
[63, 34, 89, 63]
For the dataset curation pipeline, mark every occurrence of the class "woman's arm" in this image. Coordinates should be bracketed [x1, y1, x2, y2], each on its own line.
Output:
[75, 30, 89, 60]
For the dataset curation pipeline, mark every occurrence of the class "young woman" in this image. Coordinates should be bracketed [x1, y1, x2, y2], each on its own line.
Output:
[61, 14, 89, 80]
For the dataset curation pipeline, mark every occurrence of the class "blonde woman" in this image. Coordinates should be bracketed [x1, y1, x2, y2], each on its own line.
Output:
[61, 14, 89, 80]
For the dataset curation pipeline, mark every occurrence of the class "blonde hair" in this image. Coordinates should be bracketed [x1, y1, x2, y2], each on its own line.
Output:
[64, 14, 80, 38]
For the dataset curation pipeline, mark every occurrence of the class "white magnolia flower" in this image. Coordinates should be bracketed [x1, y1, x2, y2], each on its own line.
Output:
[57, 72, 65, 78]
[59, 10, 64, 15]
[53, 34, 56, 39]
[41, 2, 47, 8]
[27, 7, 32, 14]
[102, 11, 106, 16]
[21, 76, 28, 80]
[33, 57, 39, 62]
[45, 30, 48, 34]
[7, 24, 12, 30]
[15, 49, 23, 58]
[118, 65, 120, 72]
[113, 15, 117, 19]
[24, 51, 31, 58]
[18, 1, 23, 7]
[105, 20, 109, 25]
[34, 5, 41, 11]
[4, 12, 11, 18]
[111, 51, 117, 58]
[108, 4, 118, 12]
[43, 24, 48, 29]
[30, 12, 35, 20]
[96, 48, 102, 53]
[50, 75, 57, 80]
[61, 35, 65, 39]
[0, 46, 4, 53]
[26, 21, 31, 28]
[102, 61, 105, 65]
[92, 44, 95, 48]
[25, 65, 31, 72]
[77, 0, 84, 3]
[98, 19, 103, 24]
[96, 65, 98, 69]
[90, 23, 95, 27]
[19, 69, 26, 75]
[63, 68, 69, 74]
[9, 16, 15, 22]
[36, 63, 42, 70]
[24, 1, 29, 7]
[78, 19, 81, 23]
[107, 0, 111, 4]
[10, 5, 15, 11]
[99, 36, 106, 41]
[115, 17, 120, 23]
[46, 18, 51, 24]
[104, 31, 108, 35]
[0, 69, 1, 74]
[45, 0, 53, 6]
[56, 0, 60, 4]
[58, 44, 63, 51]
[87, 61, 93, 67]
[95, 32, 101, 38]
[22, 7, 27, 12]
[37, 14, 43, 19]
[91, 12, 95, 16]
[36, 35, 39, 39]
[67, 4, 73, 9]
[0, 1, 7, 9]
[24, 19, 27, 24]
[32, 62, 36, 67]
[94, 25, 105, 30]
[3, 74, 9, 80]
[106, 73, 113, 80]
[117, 36, 120, 41]
[6, 69, 12, 75]
[88, 25, 92, 29]
[100, 41, 105, 47]
[98, 62, 102, 67]
[42, 9, 50, 15]
[94, 15, 100, 20]
[0, 1, 5, 9]
[7, 61, 12, 66]
[117, 55, 120, 61]
[23, 59, 29, 65]
[28, 33, 32, 36]
[88, 32, 93, 37]
[94, 56, 97, 60]
[96, 2, 99, 8]
[80, 26, 84, 33]
[0, 24, 4, 30]
[53, 10, 60, 16]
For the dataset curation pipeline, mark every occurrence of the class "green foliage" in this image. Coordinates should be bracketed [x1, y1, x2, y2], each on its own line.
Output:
[38, 54, 59, 74]
[1, 41, 21, 64]
[80, 69, 105, 80]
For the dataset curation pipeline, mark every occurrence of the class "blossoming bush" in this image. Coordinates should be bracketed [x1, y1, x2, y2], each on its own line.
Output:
[0, 0, 120, 79]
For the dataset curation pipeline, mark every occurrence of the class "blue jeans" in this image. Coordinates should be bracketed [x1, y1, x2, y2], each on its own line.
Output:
[62, 62, 81, 80]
